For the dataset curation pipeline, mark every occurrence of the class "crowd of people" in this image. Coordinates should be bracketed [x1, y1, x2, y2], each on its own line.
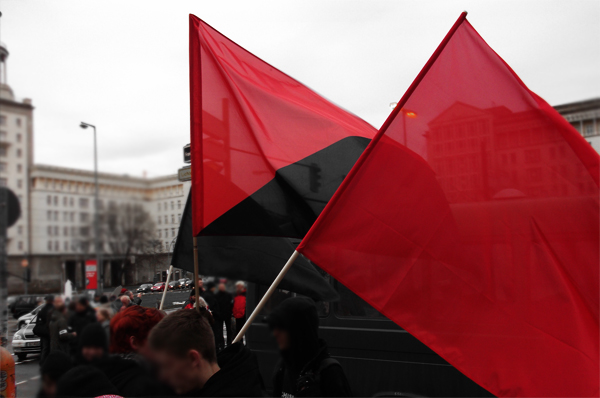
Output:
[31, 280, 351, 397]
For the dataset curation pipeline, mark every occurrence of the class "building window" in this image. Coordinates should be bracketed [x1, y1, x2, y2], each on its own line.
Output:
[16, 118, 21, 127]
[54, 196, 58, 205]
[55, 241, 59, 251]
[171, 228, 175, 237]
[63, 197, 67, 206]
[47, 210, 52, 221]
[69, 197, 74, 207]
[63, 211, 68, 221]
[0, 115, 6, 125]
[164, 215, 168, 224]
[17, 179, 22, 188]
[0, 162, 5, 172]
[177, 200, 181, 210]
[79, 198, 89, 208]
[171, 215, 175, 224]
[0, 178, 6, 187]
[71, 226, 77, 237]
[18, 241, 23, 250]
[16, 164, 22, 173]
[54, 226, 59, 236]
[47, 241, 52, 251]
[0, 147, 7, 157]
[584, 123, 596, 137]
[158, 230, 162, 238]
[80, 213, 90, 223]
[17, 225, 22, 235]
[64, 226, 69, 236]
[54, 211, 58, 221]
[16, 133, 22, 143]
[0, 131, 6, 141]
[164, 229, 168, 237]
[47, 226, 52, 236]
[16, 149, 22, 158]
[171, 201, 174, 210]
[158, 217, 161, 225]
[80, 227, 90, 237]
[178, 214, 181, 223]
[47, 195, 52, 205]
[158, 203, 161, 211]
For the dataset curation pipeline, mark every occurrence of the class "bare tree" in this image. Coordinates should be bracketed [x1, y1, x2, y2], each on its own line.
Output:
[87, 202, 156, 285]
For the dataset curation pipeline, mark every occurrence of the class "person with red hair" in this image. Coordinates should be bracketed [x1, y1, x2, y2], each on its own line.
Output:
[109, 305, 165, 358]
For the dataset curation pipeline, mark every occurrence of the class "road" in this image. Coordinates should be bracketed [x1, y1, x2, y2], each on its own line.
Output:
[6, 289, 192, 397]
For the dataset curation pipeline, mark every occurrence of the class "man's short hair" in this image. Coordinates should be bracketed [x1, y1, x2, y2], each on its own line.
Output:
[149, 309, 217, 363]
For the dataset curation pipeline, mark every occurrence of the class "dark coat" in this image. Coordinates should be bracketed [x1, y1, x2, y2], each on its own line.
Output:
[203, 290, 221, 320]
[268, 297, 352, 397]
[215, 290, 233, 320]
[68, 307, 96, 354]
[49, 309, 76, 354]
[34, 302, 54, 337]
[93, 354, 173, 397]
[184, 343, 265, 397]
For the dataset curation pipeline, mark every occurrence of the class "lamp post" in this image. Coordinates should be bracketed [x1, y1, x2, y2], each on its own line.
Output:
[79, 122, 103, 295]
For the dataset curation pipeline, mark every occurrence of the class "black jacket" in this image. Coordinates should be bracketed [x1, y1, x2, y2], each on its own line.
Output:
[268, 297, 352, 397]
[49, 309, 76, 354]
[92, 354, 173, 397]
[34, 303, 53, 337]
[203, 290, 221, 320]
[215, 290, 233, 320]
[68, 307, 96, 354]
[184, 342, 265, 397]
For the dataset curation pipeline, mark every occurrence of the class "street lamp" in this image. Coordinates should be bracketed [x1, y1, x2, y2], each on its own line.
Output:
[79, 122, 103, 295]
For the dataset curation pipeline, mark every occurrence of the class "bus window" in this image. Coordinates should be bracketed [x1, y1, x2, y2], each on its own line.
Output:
[334, 281, 388, 320]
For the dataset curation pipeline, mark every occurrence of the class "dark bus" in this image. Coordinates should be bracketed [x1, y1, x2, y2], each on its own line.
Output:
[245, 280, 492, 397]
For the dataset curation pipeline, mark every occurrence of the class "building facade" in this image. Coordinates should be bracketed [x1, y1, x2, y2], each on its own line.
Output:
[554, 98, 600, 152]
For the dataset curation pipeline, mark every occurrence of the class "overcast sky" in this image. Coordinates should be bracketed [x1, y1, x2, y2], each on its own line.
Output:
[1, 0, 598, 177]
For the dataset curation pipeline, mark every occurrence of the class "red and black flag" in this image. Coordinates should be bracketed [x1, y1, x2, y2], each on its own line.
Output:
[188, 14, 376, 238]
[297, 13, 599, 397]
[172, 15, 376, 299]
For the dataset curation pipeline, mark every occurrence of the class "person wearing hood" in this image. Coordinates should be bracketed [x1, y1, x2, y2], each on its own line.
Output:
[79, 322, 171, 396]
[267, 297, 352, 397]
[148, 308, 265, 396]
[68, 296, 96, 356]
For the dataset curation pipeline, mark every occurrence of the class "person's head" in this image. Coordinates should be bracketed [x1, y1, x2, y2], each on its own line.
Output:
[53, 297, 65, 311]
[137, 293, 142, 298]
[75, 297, 89, 313]
[127, 291, 134, 300]
[79, 323, 108, 363]
[110, 305, 165, 356]
[197, 279, 204, 289]
[218, 282, 226, 292]
[40, 351, 72, 397]
[99, 295, 108, 304]
[235, 281, 246, 295]
[148, 309, 218, 395]
[267, 297, 320, 361]
[120, 295, 131, 307]
[206, 282, 216, 293]
[45, 295, 55, 304]
[93, 293, 101, 303]
[96, 307, 112, 323]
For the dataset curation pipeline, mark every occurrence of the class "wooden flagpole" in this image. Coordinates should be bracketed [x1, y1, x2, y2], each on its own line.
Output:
[232, 250, 300, 344]
[193, 237, 201, 311]
[159, 265, 174, 310]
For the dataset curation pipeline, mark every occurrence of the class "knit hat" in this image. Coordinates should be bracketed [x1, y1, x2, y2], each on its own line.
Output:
[80, 323, 109, 351]
[56, 365, 120, 397]
[119, 288, 127, 296]
[40, 351, 72, 381]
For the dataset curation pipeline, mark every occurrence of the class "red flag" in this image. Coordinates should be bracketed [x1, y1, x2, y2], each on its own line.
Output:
[298, 13, 599, 397]
[189, 15, 376, 237]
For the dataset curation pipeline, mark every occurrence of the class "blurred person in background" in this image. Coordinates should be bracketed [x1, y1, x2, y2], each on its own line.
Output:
[96, 307, 113, 346]
[233, 281, 247, 339]
[34, 295, 54, 365]
[68, 296, 97, 357]
[203, 282, 223, 351]
[118, 295, 132, 312]
[268, 297, 352, 397]
[78, 323, 109, 364]
[110, 305, 165, 360]
[215, 281, 234, 348]
[49, 297, 77, 356]
[38, 351, 73, 398]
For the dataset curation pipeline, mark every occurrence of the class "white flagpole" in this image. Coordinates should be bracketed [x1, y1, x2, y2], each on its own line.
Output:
[232, 250, 300, 344]
[159, 265, 174, 310]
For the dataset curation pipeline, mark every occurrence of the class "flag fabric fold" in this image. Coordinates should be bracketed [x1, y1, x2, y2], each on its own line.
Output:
[297, 12, 599, 397]
[171, 193, 338, 302]
[189, 14, 377, 239]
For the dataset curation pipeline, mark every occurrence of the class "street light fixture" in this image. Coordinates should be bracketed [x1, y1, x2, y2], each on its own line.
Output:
[80, 121, 103, 295]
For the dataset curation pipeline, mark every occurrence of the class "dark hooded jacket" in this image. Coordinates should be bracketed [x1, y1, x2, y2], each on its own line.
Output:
[268, 297, 352, 397]
[183, 342, 265, 397]
[49, 307, 76, 354]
